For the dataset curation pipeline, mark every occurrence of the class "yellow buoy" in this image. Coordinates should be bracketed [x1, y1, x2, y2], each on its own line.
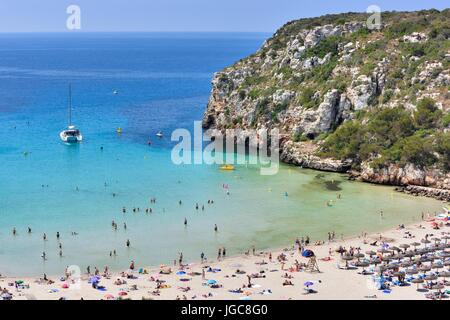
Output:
[116, 127, 122, 134]
[220, 164, 235, 171]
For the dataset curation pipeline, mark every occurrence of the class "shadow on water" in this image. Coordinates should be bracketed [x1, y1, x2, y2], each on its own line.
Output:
[313, 173, 343, 191]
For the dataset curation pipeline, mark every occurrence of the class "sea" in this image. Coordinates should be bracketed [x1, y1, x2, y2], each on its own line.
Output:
[0, 32, 444, 276]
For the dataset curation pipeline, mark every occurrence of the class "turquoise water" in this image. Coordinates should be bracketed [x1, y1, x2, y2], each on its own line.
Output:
[0, 33, 443, 276]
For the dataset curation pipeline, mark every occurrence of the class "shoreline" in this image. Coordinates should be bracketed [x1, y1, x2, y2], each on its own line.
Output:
[2, 212, 448, 300]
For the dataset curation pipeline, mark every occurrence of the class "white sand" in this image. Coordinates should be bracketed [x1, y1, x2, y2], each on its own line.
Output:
[1, 217, 449, 300]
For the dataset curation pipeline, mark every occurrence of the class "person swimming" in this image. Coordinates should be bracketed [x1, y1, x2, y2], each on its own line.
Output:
[184, 218, 187, 226]
[214, 224, 218, 232]
[126, 239, 130, 248]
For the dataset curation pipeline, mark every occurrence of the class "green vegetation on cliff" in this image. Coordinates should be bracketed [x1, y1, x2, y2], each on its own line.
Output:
[204, 9, 450, 175]
[320, 98, 450, 170]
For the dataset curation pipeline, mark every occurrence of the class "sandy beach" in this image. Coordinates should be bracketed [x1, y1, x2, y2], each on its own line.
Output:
[1, 213, 449, 300]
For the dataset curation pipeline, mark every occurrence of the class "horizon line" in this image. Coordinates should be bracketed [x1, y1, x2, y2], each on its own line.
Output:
[0, 30, 273, 34]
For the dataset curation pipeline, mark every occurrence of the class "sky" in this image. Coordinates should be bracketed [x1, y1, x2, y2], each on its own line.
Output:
[0, 0, 448, 33]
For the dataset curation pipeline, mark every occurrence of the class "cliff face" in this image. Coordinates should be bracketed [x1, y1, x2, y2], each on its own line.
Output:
[203, 10, 450, 193]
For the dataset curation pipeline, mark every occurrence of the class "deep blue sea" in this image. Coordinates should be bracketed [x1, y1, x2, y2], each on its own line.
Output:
[0, 33, 442, 276]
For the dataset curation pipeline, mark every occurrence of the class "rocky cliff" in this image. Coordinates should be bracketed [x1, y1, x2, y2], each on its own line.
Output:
[203, 10, 450, 197]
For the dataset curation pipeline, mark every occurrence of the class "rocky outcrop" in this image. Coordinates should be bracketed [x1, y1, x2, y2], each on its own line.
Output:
[280, 140, 352, 172]
[352, 162, 450, 190]
[202, 11, 450, 197]
[396, 185, 450, 202]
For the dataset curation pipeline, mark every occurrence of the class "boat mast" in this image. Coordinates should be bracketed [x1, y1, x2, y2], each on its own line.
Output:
[68, 84, 72, 126]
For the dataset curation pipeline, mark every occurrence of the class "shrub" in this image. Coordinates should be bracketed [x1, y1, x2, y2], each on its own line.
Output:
[414, 98, 442, 129]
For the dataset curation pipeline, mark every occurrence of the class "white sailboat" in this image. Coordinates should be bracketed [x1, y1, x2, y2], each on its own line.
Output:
[60, 84, 82, 143]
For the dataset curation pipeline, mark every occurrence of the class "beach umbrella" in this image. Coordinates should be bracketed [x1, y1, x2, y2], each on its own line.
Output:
[432, 237, 441, 244]
[432, 284, 445, 298]
[438, 252, 450, 258]
[89, 276, 99, 284]
[442, 235, 450, 244]
[353, 253, 365, 261]
[381, 256, 391, 262]
[406, 269, 418, 275]
[420, 265, 432, 272]
[393, 271, 405, 277]
[432, 263, 444, 270]
[355, 261, 369, 272]
[341, 255, 354, 268]
[438, 271, 450, 278]
[443, 260, 450, 267]
[304, 281, 314, 287]
[432, 284, 444, 291]
[365, 250, 376, 256]
[370, 257, 381, 265]
[377, 249, 390, 254]
[207, 279, 217, 285]
[391, 253, 404, 260]
[401, 261, 413, 268]
[104, 294, 115, 300]
[404, 251, 415, 259]
[399, 244, 410, 250]
[411, 242, 421, 248]
[411, 278, 424, 290]
[387, 263, 399, 269]
[424, 274, 438, 281]
[118, 291, 127, 296]
[390, 246, 400, 252]
[421, 239, 431, 245]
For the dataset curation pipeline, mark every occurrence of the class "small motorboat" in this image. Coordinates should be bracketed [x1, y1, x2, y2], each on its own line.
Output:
[116, 127, 122, 134]
[113, 90, 118, 95]
[156, 131, 163, 138]
[220, 164, 235, 171]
